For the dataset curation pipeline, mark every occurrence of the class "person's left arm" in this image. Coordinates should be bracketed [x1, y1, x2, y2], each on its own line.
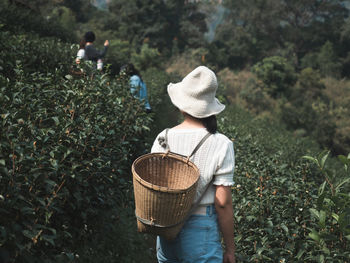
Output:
[213, 139, 236, 263]
[215, 185, 236, 263]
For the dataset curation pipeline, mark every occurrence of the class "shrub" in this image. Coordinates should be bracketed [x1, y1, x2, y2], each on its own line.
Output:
[0, 61, 154, 262]
[302, 152, 350, 262]
[301, 41, 342, 78]
[0, 31, 75, 78]
[280, 68, 336, 149]
[0, 0, 75, 42]
[251, 56, 297, 98]
[131, 43, 162, 71]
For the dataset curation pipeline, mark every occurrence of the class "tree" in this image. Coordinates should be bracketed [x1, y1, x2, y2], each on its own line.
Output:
[107, 0, 207, 53]
[211, 0, 348, 69]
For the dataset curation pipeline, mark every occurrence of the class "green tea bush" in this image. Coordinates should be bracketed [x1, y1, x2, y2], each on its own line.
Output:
[0, 30, 75, 78]
[218, 106, 348, 262]
[0, 60, 154, 262]
[302, 152, 350, 262]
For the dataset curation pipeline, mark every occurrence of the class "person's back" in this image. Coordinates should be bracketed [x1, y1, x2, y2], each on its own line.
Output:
[83, 31, 109, 70]
[152, 128, 234, 205]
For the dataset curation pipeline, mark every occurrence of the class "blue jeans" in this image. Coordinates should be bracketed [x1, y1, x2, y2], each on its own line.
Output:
[156, 205, 223, 263]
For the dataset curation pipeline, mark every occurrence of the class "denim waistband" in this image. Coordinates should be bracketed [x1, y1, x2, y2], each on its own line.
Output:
[191, 204, 215, 216]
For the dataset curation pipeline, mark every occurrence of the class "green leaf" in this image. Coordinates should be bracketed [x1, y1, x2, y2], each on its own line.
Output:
[0, 159, 5, 166]
[319, 210, 326, 228]
[65, 74, 73, 80]
[335, 177, 350, 191]
[296, 249, 305, 260]
[308, 230, 320, 242]
[318, 181, 327, 196]
[310, 208, 320, 219]
[22, 230, 36, 239]
[320, 151, 330, 169]
[280, 223, 289, 234]
[52, 116, 59, 126]
[332, 213, 339, 222]
[41, 234, 55, 246]
[302, 155, 319, 166]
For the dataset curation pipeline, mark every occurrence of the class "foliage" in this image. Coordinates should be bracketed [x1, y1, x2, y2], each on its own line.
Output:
[0, 31, 74, 78]
[107, 0, 207, 53]
[302, 151, 350, 262]
[212, 0, 349, 71]
[141, 67, 180, 141]
[218, 105, 349, 262]
[301, 41, 342, 78]
[0, 30, 155, 262]
[280, 68, 336, 149]
[131, 43, 161, 71]
[322, 77, 350, 155]
[251, 56, 297, 98]
[0, 0, 75, 42]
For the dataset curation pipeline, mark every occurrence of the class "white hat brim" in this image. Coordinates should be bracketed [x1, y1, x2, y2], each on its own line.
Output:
[167, 82, 225, 118]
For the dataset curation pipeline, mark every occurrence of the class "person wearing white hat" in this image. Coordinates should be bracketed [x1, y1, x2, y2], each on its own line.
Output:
[151, 66, 236, 263]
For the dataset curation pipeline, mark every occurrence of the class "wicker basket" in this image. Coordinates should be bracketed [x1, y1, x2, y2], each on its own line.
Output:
[131, 152, 200, 240]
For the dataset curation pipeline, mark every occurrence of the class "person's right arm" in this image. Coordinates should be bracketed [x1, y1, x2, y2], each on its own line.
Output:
[86, 41, 109, 60]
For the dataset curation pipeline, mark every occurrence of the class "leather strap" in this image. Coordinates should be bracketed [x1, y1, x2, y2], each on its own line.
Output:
[163, 128, 211, 160]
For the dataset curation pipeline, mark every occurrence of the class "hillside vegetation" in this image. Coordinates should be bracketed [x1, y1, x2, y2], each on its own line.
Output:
[0, 1, 349, 262]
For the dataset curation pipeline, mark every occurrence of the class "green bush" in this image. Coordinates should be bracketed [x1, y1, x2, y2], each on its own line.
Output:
[218, 106, 343, 262]
[302, 152, 350, 262]
[251, 56, 297, 98]
[280, 68, 336, 149]
[301, 41, 342, 78]
[0, 60, 154, 262]
[131, 43, 162, 71]
[0, 0, 75, 42]
[0, 31, 75, 78]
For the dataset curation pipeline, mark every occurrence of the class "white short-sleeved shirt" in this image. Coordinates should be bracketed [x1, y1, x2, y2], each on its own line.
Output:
[151, 128, 235, 206]
[77, 49, 85, 59]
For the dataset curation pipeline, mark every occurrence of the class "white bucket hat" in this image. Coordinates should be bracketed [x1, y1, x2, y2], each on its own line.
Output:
[167, 66, 225, 118]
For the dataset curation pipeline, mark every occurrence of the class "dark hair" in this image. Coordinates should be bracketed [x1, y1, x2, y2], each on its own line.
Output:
[79, 38, 86, 49]
[120, 63, 142, 80]
[183, 112, 217, 134]
[200, 115, 217, 134]
[84, 31, 95, 42]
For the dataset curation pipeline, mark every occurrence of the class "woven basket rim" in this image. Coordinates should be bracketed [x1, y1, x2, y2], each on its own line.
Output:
[132, 152, 200, 193]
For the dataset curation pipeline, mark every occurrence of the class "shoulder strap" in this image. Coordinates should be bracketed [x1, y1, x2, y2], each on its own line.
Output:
[162, 128, 211, 160]
[188, 132, 211, 159]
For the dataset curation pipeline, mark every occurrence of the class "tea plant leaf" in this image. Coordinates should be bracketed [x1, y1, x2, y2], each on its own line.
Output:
[302, 155, 319, 166]
[308, 229, 320, 242]
[310, 208, 320, 219]
[332, 213, 339, 222]
[51, 116, 59, 126]
[319, 210, 326, 229]
[320, 151, 330, 169]
[335, 177, 350, 191]
[296, 249, 305, 260]
[281, 223, 289, 234]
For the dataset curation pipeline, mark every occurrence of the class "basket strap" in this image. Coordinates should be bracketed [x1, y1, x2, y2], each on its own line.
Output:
[188, 132, 211, 159]
[163, 128, 211, 161]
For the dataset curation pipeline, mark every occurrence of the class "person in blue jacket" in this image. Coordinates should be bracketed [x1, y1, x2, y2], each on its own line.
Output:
[121, 63, 152, 113]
